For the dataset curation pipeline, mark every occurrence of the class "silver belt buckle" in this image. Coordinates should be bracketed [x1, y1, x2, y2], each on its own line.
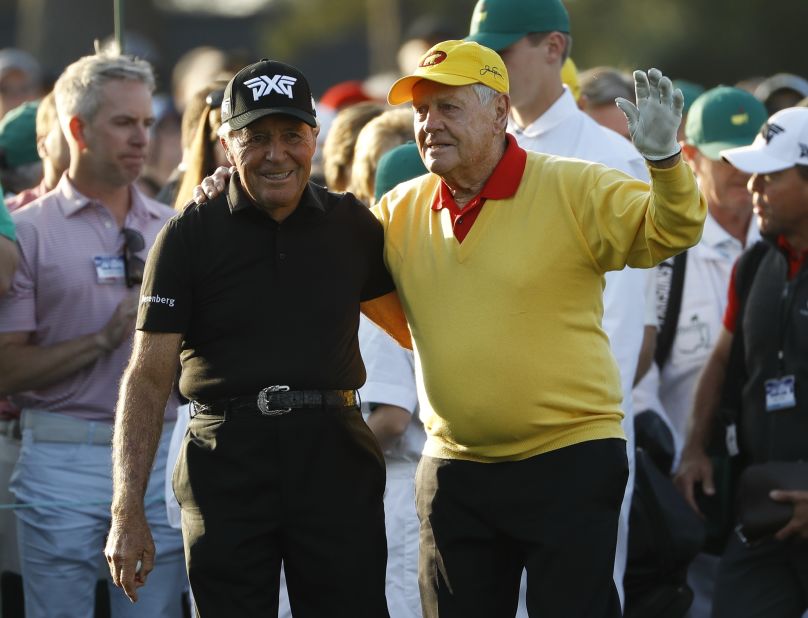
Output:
[257, 385, 291, 416]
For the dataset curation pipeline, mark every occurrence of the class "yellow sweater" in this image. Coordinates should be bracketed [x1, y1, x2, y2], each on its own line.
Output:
[373, 154, 706, 462]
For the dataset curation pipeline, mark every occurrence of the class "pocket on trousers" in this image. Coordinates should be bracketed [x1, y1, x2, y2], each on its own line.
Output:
[172, 415, 225, 509]
[340, 408, 386, 484]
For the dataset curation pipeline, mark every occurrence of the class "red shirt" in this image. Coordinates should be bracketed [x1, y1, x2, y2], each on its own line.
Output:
[723, 236, 808, 332]
[431, 133, 527, 243]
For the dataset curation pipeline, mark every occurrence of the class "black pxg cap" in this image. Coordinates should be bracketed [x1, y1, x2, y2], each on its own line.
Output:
[220, 59, 317, 132]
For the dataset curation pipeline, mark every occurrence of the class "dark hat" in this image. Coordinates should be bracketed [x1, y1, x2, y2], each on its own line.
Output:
[220, 59, 317, 132]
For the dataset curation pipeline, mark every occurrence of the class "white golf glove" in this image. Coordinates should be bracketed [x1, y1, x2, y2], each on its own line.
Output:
[616, 68, 683, 161]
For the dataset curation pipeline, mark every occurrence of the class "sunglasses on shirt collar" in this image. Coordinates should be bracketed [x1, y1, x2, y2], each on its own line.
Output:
[122, 227, 146, 289]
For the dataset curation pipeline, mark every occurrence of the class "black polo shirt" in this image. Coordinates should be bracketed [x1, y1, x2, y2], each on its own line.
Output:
[136, 174, 395, 402]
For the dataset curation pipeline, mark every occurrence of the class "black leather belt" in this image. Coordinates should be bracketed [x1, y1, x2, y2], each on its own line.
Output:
[192, 385, 358, 418]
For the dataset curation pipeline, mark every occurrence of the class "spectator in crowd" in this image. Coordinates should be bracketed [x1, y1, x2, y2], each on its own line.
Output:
[0, 50, 185, 618]
[677, 106, 808, 618]
[155, 80, 229, 207]
[754, 73, 808, 115]
[349, 107, 414, 206]
[314, 80, 377, 184]
[578, 66, 635, 139]
[633, 86, 767, 617]
[466, 0, 651, 608]
[0, 49, 42, 121]
[377, 40, 704, 618]
[6, 92, 69, 212]
[137, 101, 182, 198]
[170, 46, 231, 114]
[322, 100, 385, 192]
[166, 81, 229, 209]
[0, 101, 42, 196]
[106, 58, 410, 617]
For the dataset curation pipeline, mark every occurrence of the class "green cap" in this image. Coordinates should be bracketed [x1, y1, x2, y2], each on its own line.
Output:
[685, 86, 768, 160]
[374, 142, 428, 201]
[466, 0, 570, 52]
[672, 79, 705, 115]
[0, 101, 39, 168]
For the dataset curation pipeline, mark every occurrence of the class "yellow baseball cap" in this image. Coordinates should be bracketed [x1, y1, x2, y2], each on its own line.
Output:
[388, 40, 509, 105]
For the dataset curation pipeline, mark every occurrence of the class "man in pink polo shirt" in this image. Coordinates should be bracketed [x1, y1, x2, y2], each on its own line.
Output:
[0, 50, 184, 618]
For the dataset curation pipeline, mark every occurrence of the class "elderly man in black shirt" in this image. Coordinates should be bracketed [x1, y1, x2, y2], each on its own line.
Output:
[104, 59, 409, 617]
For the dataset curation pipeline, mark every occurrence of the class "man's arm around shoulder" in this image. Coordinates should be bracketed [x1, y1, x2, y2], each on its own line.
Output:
[361, 291, 412, 350]
[106, 330, 182, 603]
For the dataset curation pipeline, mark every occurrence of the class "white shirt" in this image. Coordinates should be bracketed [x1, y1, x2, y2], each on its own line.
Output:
[358, 316, 425, 463]
[632, 212, 760, 455]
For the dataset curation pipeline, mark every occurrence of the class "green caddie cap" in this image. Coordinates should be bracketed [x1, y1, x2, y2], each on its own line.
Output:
[466, 0, 570, 52]
[0, 100, 39, 168]
[685, 86, 768, 161]
[374, 142, 428, 201]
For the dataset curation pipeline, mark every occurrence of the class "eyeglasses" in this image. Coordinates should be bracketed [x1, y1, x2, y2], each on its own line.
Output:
[122, 227, 146, 288]
[206, 89, 225, 109]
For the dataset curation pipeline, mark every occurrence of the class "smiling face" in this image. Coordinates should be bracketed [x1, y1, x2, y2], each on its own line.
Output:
[411, 80, 508, 189]
[222, 114, 318, 221]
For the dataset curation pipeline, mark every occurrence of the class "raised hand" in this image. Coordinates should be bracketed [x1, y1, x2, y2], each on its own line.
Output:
[616, 68, 683, 161]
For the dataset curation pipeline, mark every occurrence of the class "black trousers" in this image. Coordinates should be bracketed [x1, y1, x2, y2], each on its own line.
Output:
[173, 405, 390, 618]
[416, 438, 628, 618]
[712, 532, 808, 618]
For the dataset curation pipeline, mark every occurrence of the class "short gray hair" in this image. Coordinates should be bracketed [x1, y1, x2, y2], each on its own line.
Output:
[579, 67, 635, 105]
[472, 83, 501, 107]
[54, 50, 154, 130]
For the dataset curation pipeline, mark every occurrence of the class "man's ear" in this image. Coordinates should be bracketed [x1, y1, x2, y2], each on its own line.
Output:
[36, 135, 48, 159]
[494, 93, 511, 131]
[68, 116, 87, 149]
[219, 136, 235, 165]
[544, 32, 567, 63]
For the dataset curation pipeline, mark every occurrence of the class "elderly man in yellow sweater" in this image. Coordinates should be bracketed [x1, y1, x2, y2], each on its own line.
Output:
[374, 41, 705, 618]
[192, 40, 705, 618]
